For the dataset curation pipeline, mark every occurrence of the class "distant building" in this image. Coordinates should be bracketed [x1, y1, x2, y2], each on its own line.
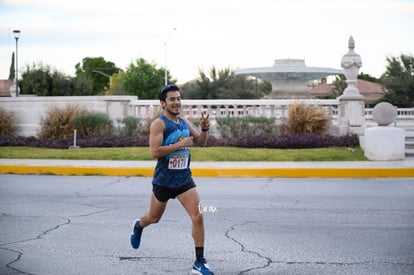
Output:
[235, 59, 343, 99]
[0, 80, 13, 97]
[310, 79, 386, 104]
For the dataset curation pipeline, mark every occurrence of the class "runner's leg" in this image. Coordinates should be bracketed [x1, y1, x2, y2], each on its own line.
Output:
[139, 192, 168, 228]
[177, 188, 204, 247]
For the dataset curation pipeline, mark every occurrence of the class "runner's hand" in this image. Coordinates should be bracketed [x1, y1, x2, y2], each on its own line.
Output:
[180, 137, 193, 147]
[200, 112, 210, 130]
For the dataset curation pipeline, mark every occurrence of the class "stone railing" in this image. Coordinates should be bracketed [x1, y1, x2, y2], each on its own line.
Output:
[129, 99, 340, 122]
[1, 96, 413, 136]
[129, 99, 414, 133]
[364, 108, 414, 128]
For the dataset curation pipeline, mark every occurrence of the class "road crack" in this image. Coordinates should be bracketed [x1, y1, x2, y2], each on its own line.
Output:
[0, 216, 70, 275]
[259, 179, 300, 204]
[0, 246, 33, 275]
[0, 176, 127, 275]
[225, 222, 273, 275]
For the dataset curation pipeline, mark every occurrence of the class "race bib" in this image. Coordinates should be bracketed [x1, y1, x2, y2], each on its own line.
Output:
[168, 152, 189, 170]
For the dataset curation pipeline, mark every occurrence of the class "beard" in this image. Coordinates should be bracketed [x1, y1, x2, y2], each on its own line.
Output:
[166, 105, 181, 116]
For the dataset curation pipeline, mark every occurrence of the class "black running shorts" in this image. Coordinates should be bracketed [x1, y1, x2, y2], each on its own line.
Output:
[152, 181, 196, 202]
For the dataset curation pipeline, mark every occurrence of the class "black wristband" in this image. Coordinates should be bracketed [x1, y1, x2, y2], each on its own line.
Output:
[201, 128, 209, 132]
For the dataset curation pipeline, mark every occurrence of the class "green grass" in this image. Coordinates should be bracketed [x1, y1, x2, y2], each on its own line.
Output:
[0, 146, 366, 161]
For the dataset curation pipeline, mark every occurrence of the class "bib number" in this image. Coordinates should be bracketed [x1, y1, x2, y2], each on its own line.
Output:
[168, 152, 189, 170]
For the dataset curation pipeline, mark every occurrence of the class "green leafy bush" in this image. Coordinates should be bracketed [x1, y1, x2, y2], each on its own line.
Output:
[122, 116, 141, 136]
[74, 112, 113, 137]
[0, 107, 16, 136]
[216, 116, 278, 138]
[39, 104, 87, 139]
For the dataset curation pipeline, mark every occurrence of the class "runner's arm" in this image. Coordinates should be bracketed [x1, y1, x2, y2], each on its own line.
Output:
[185, 113, 209, 147]
[149, 118, 194, 158]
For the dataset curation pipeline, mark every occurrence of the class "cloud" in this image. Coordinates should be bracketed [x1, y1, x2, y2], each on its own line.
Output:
[1, 0, 413, 82]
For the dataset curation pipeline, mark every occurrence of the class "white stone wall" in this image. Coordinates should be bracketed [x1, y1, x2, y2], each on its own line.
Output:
[1, 96, 413, 137]
[0, 96, 137, 136]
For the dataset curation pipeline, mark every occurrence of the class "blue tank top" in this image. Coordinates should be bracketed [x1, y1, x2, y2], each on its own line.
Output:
[152, 114, 194, 188]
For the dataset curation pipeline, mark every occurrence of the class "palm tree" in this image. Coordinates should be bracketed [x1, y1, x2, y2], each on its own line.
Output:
[380, 54, 414, 107]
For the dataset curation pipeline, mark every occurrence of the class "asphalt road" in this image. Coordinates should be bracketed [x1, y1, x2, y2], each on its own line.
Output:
[0, 175, 413, 275]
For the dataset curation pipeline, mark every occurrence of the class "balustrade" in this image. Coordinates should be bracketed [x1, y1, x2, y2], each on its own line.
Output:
[129, 99, 340, 122]
[129, 99, 414, 132]
[1, 96, 412, 137]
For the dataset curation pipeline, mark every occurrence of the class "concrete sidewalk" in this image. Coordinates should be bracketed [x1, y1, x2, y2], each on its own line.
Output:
[1, 158, 414, 177]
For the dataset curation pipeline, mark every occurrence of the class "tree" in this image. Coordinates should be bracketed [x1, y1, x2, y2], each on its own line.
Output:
[227, 76, 272, 99]
[20, 63, 72, 96]
[20, 63, 58, 96]
[329, 74, 347, 97]
[70, 74, 94, 96]
[75, 57, 120, 95]
[379, 54, 414, 107]
[105, 71, 128, 95]
[121, 58, 168, 99]
[180, 66, 271, 99]
[358, 72, 380, 83]
[8, 52, 15, 80]
[20, 63, 93, 96]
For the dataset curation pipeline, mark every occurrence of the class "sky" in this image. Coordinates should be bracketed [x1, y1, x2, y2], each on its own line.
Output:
[1, 0, 413, 84]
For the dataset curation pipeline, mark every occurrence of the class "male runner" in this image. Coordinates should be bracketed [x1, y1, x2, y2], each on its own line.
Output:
[130, 84, 214, 275]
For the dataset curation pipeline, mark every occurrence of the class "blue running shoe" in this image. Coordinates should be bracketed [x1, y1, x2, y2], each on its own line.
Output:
[130, 219, 142, 249]
[192, 258, 214, 275]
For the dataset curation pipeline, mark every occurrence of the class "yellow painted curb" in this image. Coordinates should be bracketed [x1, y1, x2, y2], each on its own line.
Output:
[1, 165, 414, 178]
[192, 167, 414, 178]
[0, 165, 154, 177]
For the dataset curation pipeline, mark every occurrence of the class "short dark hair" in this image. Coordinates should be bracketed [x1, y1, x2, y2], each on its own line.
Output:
[159, 84, 180, 101]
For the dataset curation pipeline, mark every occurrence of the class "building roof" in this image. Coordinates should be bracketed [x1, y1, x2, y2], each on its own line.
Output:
[0, 80, 12, 97]
[310, 79, 386, 102]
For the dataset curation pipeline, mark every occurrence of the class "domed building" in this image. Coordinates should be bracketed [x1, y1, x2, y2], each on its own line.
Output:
[235, 59, 343, 99]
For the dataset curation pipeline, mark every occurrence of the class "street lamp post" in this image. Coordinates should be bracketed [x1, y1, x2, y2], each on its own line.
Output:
[164, 28, 176, 86]
[13, 30, 21, 97]
[91, 69, 112, 90]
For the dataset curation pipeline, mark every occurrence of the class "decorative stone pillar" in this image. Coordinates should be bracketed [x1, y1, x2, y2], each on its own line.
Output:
[9, 80, 20, 97]
[363, 102, 405, 160]
[337, 36, 365, 135]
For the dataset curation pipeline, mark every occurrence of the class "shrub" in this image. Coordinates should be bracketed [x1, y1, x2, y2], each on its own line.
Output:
[0, 107, 16, 136]
[76, 135, 148, 148]
[215, 133, 359, 148]
[0, 133, 358, 149]
[122, 116, 141, 136]
[39, 104, 88, 139]
[0, 135, 39, 146]
[282, 103, 331, 135]
[138, 109, 163, 137]
[216, 116, 278, 138]
[74, 112, 113, 137]
[0, 135, 149, 148]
